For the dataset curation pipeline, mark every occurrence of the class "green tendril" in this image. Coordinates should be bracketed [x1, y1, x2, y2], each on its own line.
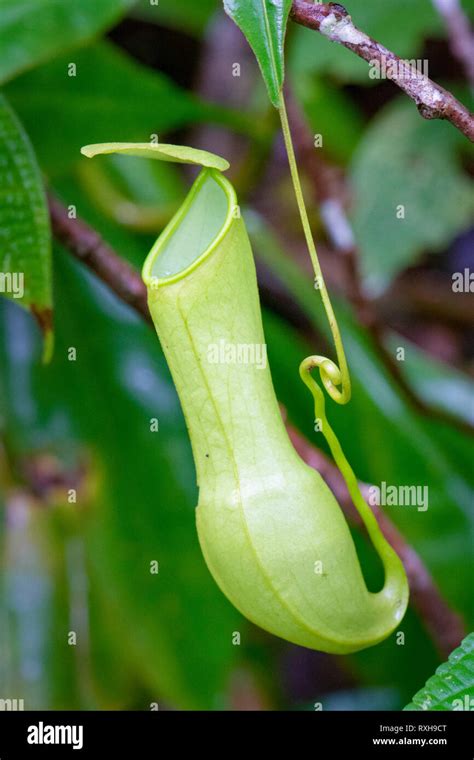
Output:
[278, 91, 351, 405]
[299, 355, 406, 598]
[278, 91, 382, 536]
[300, 358, 379, 552]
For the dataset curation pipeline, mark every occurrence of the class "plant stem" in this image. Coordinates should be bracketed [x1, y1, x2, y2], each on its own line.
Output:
[278, 91, 351, 404]
[278, 91, 386, 565]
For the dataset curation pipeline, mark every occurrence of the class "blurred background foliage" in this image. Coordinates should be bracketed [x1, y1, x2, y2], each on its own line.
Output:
[0, 0, 473, 710]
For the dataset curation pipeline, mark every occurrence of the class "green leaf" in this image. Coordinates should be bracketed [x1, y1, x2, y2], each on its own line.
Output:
[404, 634, 474, 710]
[0, 0, 136, 84]
[5, 42, 242, 175]
[350, 99, 473, 294]
[81, 142, 230, 172]
[0, 94, 52, 345]
[223, 0, 292, 107]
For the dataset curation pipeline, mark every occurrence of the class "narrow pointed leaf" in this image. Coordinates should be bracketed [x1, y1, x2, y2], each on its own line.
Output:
[223, 0, 292, 107]
[0, 94, 52, 348]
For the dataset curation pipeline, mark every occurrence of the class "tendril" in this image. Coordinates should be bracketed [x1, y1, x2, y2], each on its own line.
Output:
[300, 356, 406, 593]
[277, 91, 351, 406]
[278, 90, 368, 523]
[279, 91, 402, 576]
[299, 357, 375, 539]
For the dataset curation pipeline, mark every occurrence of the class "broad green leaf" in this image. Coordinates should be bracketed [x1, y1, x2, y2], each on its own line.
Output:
[350, 99, 473, 294]
[223, 0, 292, 107]
[404, 633, 474, 710]
[0, 94, 52, 344]
[5, 42, 244, 175]
[0, 0, 136, 84]
[81, 142, 230, 171]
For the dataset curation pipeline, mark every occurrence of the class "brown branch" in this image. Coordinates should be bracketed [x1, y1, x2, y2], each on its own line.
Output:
[47, 193, 152, 326]
[286, 420, 466, 659]
[290, 1, 474, 142]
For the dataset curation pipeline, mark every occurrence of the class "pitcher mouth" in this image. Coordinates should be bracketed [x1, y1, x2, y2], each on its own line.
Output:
[142, 168, 237, 287]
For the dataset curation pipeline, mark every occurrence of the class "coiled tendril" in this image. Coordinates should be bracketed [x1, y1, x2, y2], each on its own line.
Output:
[301, 355, 348, 405]
[278, 92, 351, 398]
[277, 91, 383, 537]
[299, 353, 401, 572]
